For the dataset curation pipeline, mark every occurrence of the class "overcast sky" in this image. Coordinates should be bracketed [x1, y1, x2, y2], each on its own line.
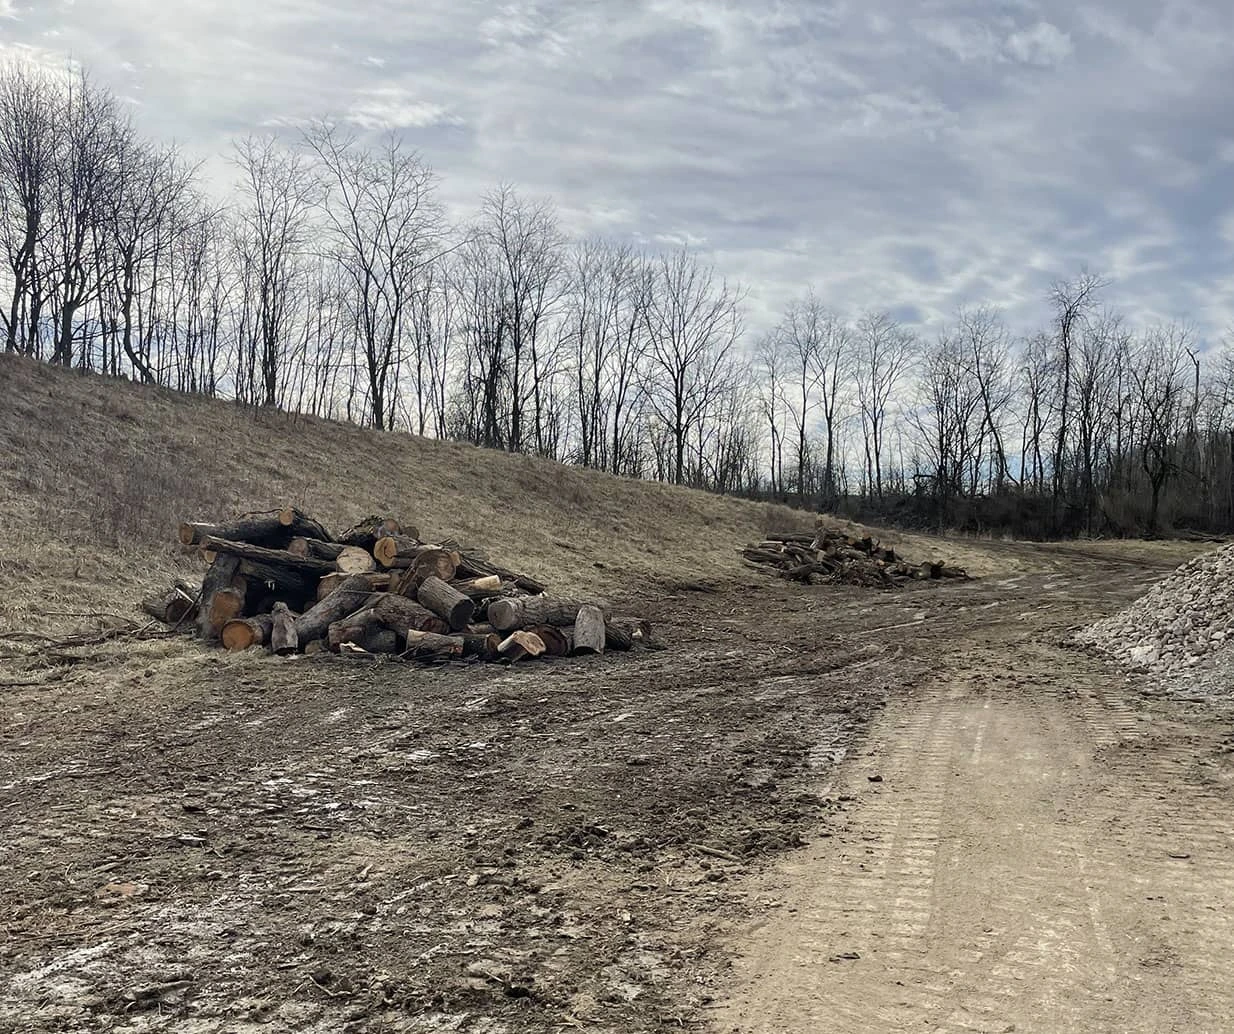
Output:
[2, 0, 1232, 343]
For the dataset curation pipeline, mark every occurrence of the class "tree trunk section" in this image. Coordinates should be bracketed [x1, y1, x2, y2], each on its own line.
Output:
[295, 575, 379, 643]
[488, 596, 607, 633]
[203, 586, 245, 641]
[366, 593, 451, 636]
[529, 624, 572, 657]
[201, 536, 334, 574]
[462, 633, 502, 661]
[179, 511, 330, 549]
[573, 605, 606, 655]
[498, 631, 546, 662]
[338, 515, 407, 550]
[271, 602, 299, 656]
[197, 556, 241, 640]
[221, 614, 274, 652]
[415, 575, 475, 631]
[277, 507, 333, 541]
[402, 631, 465, 661]
[141, 584, 198, 626]
[316, 571, 391, 601]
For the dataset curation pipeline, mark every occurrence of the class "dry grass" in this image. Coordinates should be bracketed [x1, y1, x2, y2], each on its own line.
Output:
[0, 355, 810, 634]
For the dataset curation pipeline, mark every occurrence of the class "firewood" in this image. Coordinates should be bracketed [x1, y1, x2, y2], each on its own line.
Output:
[415, 575, 475, 631]
[203, 586, 245, 640]
[221, 614, 274, 652]
[528, 624, 571, 657]
[402, 631, 465, 660]
[277, 507, 333, 542]
[338, 515, 408, 550]
[461, 632, 502, 660]
[295, 575, 379, 643]
[450, 575, 504, 600]
[608, 615, 653, 643]
[373, 534, 424, 568]
[179, 510, 330, 549]
[497, 630, 546, 662]
[487, 596, 608, 633]
[414, 549, 457, 583]
[366, 593, 451, 636]
[270, 602, 299, 655]
[197, 556, 241, 640]
[456, 553, 546, 595]
[316, 571, 391, 601]
[141, 584, 198, 626]
[201, 536, 334, 575]
[287, 538, 371, 572]
[573, 605, 606, 655]
[604, 623, 634, 651]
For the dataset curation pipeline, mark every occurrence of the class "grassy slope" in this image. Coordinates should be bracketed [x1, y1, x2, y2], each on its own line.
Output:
[0, 355, 813, 634]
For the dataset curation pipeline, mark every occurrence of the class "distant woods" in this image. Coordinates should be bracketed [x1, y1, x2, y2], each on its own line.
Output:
[2, 59, 1232, 538]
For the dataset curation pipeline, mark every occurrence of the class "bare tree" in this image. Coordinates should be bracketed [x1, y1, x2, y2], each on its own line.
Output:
[231, 134, 316, 407]
[641, 247, 744, 485]
[0, 61, 59, 356]
[853, 311, 914, 499]
[302, 123, 445, 430]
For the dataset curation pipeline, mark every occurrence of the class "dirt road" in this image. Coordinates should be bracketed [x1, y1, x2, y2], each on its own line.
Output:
[4, 541, 1232, 1032]
[716, 563, 1234, 1034]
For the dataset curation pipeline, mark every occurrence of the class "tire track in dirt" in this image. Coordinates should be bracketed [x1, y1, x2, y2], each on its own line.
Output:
[713, 646, 1234, 1034]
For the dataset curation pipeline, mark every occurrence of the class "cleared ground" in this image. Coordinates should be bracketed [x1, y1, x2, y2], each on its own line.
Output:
[2, 357, 1231, 1032]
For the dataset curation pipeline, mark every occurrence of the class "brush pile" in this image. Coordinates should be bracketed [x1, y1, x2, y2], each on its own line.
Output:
[743, 522, 968, 588]
[142, 508, 653, 663]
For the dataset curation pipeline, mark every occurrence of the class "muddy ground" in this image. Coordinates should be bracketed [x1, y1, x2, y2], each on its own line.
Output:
[2, 539, 1230, 1032]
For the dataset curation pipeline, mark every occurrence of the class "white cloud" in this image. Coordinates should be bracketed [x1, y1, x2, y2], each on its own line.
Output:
[345, 87, 461, 131]
[1004, 21, 1073, 67]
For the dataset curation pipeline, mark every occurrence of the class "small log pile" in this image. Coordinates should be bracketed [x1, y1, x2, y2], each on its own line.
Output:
[142, 508, 654, 663]
[743, 524, 968, 588]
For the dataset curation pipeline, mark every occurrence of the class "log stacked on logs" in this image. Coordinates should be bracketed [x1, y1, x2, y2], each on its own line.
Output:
[742, 524, 969, 588]
[143, 508, 655, 665]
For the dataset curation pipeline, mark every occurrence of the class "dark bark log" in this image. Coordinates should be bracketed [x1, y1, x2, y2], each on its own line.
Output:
[415, 575, 475, 631]
[487, 596, 608, 633]
[449, 576, 505, 600]
[338, 515, 408, 550]
[604, 623, 633, 651]
[287, 538, 373, 571]
[197, 556, 241, 640]
[608, 615, 654, 643]
[401, 631, 465, 660]
[201, 536, 334, 574]
[456, 554, 547, 595]
[327, 609, 401, 654]
[497, 630, 546, 662]
[295, 575, 380, 643]
[528, 624, 571, 657]
[366, 593, 451, 636]
[271, 602, 299, 655]
[373, 534, 426, 568]
[462, 632, 502, 661]
[573, 605, 606, 655]
[179, 510, 330, 549]
[277, 507, 333, 541]
[221, 614, 274, 651]
[141, 584, 198, 625]
[315, 571, 391, 601]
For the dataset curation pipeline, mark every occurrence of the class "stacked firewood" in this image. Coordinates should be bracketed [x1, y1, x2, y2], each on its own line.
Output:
[142, 508, 653, 663]
[742, 525, 968, 588]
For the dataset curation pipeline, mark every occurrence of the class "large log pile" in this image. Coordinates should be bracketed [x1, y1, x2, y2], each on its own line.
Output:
[143, 508, 654, 663]
[743, 524, 968, 588]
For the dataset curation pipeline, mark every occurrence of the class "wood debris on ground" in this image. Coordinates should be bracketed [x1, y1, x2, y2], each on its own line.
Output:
[743, 519, 969, 588]
[142, 508, 654, 663]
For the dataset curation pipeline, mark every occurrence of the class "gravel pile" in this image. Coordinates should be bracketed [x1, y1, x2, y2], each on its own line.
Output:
[1076, 546, 1234, 692]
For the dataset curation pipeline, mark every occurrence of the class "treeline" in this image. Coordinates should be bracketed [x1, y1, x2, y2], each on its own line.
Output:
[3, 59, 1233, 538]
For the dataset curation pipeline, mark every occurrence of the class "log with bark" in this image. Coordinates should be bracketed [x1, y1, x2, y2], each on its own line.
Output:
[288, 538, 376, 574]
[456, 553, 546, 595]
[338, 516, 409, 550]
[201, 536, 335, 575]
[528, 624, 572, 657]
[487, 596, 608, 633]
[295, 575, 380, 643]
[498, 630, 546, 662]
[221, 614, 274, 651]
[415, 575, 475, 631]
[401, 631, 465, 661]
[572, 605, 606, 655]
[462, 632, 502, 661]
[316, 571, 391, 601]
[270, 602, 299, 656]
[179, 509, 331, 550]
[197, 556, 242, 640]
[141, 583, 198, 626]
